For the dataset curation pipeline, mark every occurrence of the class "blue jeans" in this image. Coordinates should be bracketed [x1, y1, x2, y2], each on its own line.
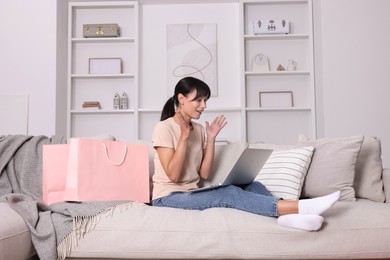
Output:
[152, 182, 279, 217]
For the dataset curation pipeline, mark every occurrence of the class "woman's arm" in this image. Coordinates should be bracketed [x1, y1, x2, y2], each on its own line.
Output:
[199, 115, 227, 180]
[156, 113, 191, 183]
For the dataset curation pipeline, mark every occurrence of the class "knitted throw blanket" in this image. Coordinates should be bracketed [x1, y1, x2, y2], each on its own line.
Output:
[0, 135, 131, 260]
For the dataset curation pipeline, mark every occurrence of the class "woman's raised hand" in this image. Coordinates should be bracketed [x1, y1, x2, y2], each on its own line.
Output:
[206, 115, 227, 140]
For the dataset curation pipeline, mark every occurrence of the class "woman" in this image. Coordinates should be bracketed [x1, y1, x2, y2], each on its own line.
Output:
[152, 76, 340, 231]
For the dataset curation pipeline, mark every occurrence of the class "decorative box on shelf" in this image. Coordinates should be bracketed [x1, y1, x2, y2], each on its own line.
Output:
[83, 23, 120, 38]
[253, 19, 290, 35]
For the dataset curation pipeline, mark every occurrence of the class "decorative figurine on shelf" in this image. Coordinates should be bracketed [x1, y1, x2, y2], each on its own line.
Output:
[113, 93, 120, 109]
[120, 92, 128, 110]
[277, 64, 286, 71]
[287, 59, 297, 71]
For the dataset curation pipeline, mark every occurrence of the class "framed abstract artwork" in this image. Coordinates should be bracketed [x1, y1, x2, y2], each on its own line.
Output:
[166, 23, 218, 96]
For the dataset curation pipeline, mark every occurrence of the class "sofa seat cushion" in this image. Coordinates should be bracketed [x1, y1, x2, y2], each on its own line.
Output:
[0, 203, 35, 260]
[67, 200, 390, 259]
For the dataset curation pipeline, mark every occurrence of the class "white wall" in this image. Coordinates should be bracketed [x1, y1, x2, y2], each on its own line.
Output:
[313, 0, 390, 167]
[0, 0, 58, 136]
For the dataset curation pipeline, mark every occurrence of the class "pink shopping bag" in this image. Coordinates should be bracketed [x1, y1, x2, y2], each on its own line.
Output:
[64, 138, 150, 203]
[42, 144, 70, 205]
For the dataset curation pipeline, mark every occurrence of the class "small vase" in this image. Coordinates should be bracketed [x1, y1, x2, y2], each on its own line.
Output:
[287, 60, 297, 71]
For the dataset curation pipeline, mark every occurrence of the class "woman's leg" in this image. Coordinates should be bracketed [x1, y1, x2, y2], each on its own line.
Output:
[153, 185, 340, 216]
[242, 182, 299, 215]
[274, 191, 342, 216]
[277, 200, 299, 215]
[268, 191, 342, 216]
[243, 182, 341, 216]
[153, 185, 279, 217]
[153, 187, 340, 232]
[241, 181, 273, 196]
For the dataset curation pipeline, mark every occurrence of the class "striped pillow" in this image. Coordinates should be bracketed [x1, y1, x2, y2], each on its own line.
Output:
[255, 146, 315, 200]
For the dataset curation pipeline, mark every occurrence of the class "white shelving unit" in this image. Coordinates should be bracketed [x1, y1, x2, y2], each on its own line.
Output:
[67, 1, 139, 139]
[64, 0, 315, 144]
[239, 0, 316, 144]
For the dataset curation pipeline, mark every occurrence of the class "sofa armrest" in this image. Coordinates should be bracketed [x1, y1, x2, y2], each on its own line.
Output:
[383, 168, 390, 203]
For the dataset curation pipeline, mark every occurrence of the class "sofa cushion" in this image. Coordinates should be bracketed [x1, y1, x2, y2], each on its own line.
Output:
[298, 135, 364, 201]
[66, 199, 390, 259]
[0, 203, 35, 260]
[383, 169, 390, 202]
[254, 146, 315, 200]
[354, 136, 385, 202]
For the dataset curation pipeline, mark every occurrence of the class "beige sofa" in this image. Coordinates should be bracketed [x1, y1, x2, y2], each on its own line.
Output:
[1, 135, 390, 259]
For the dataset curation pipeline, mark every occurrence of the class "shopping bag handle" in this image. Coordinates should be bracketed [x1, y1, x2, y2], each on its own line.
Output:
[101, 143, 127, 166]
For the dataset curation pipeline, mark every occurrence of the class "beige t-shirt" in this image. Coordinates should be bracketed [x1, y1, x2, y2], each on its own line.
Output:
[152, 117, 205, 199]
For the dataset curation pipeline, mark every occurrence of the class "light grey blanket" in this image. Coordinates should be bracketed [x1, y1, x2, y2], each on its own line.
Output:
[0, 135, 127, 260]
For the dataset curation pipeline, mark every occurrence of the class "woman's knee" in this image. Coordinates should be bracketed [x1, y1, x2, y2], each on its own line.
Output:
[244, 181, 272, 196]
[217, 185, 243, 197]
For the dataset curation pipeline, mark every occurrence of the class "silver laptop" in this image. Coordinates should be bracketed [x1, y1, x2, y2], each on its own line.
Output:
[189, 147, 273, 193]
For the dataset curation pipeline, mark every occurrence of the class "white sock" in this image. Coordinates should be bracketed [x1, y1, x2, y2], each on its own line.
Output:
[277, 214, 324, 231]
[298, 191, 341, 215]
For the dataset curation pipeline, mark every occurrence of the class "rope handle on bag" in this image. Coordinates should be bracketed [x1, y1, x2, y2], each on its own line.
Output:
[101, 142, 127, 166]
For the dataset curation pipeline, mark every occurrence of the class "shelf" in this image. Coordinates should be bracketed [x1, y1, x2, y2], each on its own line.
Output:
[139, 0, 237, 4]
[241, 0, 316, 143]
[204, 107, 242, 112]
[71, 74, 135, 79]
[70, 2, 137, 8]
[245, 71, 310, 76]
[246, 107, 311, 111]
[243, 0, 308, 5]
[138, 107, 242, 113]
[71, 37, 135, 44]
[139, 0, 306, 4]
[138, 108, 161, 113]
[244, 34, 309, 41]
[67, 1, 139, 139]
[71, 109, 135, 114]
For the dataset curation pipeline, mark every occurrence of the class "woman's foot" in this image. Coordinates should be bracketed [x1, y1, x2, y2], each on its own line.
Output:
[277, 214, 324, 231]
[298, 191, 341, 215]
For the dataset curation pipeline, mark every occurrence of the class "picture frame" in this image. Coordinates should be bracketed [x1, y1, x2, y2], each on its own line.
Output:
[259, 91, 294, 108]
[89, 58, 122, 74]
[166, 23, 218, 97]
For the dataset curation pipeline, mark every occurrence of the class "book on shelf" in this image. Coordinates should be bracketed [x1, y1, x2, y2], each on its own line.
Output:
[82, 101, 101, 109]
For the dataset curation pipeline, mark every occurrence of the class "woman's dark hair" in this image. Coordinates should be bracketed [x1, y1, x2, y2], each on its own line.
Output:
[160, 77, 211, 121]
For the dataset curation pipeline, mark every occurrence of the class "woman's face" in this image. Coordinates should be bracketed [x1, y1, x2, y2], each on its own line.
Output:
[178, 90, 208, 122]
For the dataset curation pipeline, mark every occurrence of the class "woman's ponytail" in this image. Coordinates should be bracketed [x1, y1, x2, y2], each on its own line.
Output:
[160, 96, 176, 121]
